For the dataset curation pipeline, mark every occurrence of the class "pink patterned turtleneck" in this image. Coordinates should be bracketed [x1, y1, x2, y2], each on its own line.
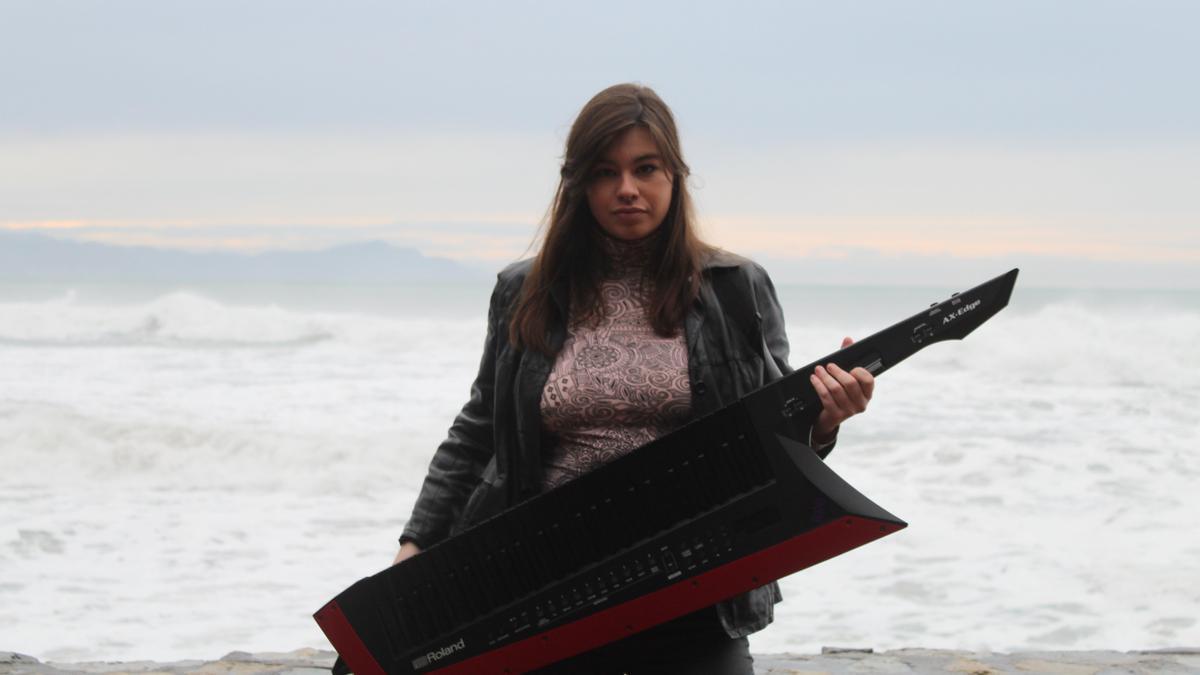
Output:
[539, 232, 693, 491]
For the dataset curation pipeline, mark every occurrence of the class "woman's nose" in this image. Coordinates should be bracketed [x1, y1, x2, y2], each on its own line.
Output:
[617, 171, 638, 199]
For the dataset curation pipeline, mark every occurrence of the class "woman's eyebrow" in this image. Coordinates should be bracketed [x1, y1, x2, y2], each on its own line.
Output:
[595, 153, 662, 165]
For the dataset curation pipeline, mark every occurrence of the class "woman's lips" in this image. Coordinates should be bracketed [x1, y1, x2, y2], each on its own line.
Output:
[614, 208, 645, 215]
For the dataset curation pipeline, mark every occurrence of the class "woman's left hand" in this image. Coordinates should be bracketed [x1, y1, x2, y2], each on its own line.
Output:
[809, 337, 875, 445]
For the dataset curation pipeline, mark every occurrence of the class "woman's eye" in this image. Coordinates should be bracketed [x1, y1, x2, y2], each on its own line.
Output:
[636, 164, 659, 175]
[592, 167, 617, 179]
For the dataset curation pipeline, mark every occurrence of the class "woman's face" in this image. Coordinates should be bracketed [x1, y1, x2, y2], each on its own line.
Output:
[586, 126, 674, 241]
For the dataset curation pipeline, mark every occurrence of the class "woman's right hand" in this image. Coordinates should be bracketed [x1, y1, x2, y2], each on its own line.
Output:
[393, 541, 421, 566]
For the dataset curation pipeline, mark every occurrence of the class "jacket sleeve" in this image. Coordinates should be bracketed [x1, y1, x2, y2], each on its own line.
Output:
[751, 263, 837, 458]
[400, 279, 505, 549]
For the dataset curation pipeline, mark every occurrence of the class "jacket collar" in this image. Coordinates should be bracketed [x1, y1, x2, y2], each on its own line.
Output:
[699, 247, 747, 270]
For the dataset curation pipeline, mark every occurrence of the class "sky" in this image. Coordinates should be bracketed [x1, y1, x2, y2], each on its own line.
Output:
[1, 0, 1197, 287]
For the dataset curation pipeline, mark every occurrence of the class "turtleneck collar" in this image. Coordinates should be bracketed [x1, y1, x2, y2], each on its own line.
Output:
[598, 226, 663, 278]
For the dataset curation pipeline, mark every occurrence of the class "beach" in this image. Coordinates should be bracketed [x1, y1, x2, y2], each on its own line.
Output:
[5, 647, 1199, 674]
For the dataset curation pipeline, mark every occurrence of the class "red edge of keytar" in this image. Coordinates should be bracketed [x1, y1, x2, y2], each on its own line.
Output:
[315, 601, 387, 675]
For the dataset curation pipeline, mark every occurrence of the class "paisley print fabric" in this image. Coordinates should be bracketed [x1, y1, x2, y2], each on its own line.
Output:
[539, 234, 692, 491]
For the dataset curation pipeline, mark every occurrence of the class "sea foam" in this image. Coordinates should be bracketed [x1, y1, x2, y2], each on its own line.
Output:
[1, 285, 1197, 660]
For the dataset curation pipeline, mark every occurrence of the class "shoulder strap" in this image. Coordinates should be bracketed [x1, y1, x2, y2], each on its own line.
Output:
[711, 267, 764, 355]
[711, 267, 783, 381]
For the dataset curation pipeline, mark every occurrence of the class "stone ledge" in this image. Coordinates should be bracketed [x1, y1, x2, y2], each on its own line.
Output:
[4, 647, 1199, 675]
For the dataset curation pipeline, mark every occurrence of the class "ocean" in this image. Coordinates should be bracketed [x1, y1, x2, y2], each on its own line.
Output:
[1, 278, 1197, 661]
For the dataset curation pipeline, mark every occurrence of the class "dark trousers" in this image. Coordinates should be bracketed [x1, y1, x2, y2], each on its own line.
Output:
[530, 606, 754, 675]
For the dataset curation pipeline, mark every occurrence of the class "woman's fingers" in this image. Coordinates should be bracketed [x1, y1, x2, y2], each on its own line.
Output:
[830, 363, 875, 413]
[820, 364, 856, 412]
[814, 365, 852, 414]
[809, 369, 838, 414]
[826, 363, 866, 411]
[853, 366, 875, 401]
[812, 363, 874, 421]
[393, 541, 421, 566]
[809, 336, 875, 433]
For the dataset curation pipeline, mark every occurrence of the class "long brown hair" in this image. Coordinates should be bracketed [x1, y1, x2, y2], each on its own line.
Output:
[509, 83, 713, 355]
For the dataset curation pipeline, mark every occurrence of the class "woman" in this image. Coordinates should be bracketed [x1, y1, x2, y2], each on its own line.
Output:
[394, 83, 874, 674]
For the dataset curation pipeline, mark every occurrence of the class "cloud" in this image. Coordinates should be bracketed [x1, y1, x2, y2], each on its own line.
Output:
[702, 213, 1199, 263]
[3, 131, 1196, 286]
[4, 2, 1197, 142]
[2, 220, 95, 230]
[0, 130, 559, 226]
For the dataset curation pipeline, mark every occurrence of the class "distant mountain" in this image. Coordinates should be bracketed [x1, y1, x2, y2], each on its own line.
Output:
[0, 231, 489, 283]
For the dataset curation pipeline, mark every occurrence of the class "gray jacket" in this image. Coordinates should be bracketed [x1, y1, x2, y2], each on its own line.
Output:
[401, 249, 830, 638]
